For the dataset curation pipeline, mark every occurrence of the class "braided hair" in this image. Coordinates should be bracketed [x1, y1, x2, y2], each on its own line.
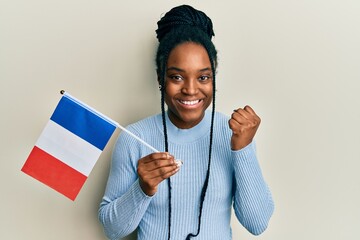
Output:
[155, 5, 218, 239]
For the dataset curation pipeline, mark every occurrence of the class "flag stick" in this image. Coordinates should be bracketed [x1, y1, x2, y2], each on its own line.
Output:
[115, 123, 160, 153]
[116, 123, 182, 166]
[116, 124, 182, 166]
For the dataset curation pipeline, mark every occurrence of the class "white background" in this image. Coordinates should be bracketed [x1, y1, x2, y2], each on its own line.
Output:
[1, 0, 359, 239]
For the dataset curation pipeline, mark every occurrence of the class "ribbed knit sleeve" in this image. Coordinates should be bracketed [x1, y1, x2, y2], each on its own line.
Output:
[232, 142, 275, 235]
[98, 127, 154, 240]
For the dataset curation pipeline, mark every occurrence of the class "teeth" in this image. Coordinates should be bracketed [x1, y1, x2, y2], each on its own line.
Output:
[180, 100, 200, 105]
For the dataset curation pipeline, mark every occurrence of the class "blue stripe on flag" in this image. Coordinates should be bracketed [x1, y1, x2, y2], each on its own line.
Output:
[50, 96, 116, 150]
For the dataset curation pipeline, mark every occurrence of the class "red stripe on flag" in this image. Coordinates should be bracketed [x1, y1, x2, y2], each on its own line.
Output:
[21, 146, 87, 201]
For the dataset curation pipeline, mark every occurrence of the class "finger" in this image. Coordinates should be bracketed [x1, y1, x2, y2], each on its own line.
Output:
[234, 105, 258, 116]
[233, 108, 251, 120]
[228, 118, 242, 132]
[229, 114, 257, 133]
[138, 152, 176, 171]
[147, 165, 180, 180]
[141, 152, 173, 164]
[159, 167, 180, 179]
[231, 110, 251, 125]
[233, 106, 260, 124]
[145, 158, 177, 171]
[142, 167, 180, 192]
[243, 105, 255, 114]
[243, 105, 261, 125]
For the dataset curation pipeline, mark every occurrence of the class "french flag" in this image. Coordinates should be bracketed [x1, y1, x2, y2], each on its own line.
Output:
[21, 92, 117, 201]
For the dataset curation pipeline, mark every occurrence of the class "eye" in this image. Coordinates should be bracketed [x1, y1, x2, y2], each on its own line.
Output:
[168, 75, 183, 81]
[198, 75, 211, 82]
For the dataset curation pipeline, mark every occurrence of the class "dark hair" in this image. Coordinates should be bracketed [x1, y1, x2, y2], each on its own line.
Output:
[155, 5, 218, 240]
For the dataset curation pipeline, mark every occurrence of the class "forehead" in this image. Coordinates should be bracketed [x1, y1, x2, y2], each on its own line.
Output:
[167, 42, 211, 70]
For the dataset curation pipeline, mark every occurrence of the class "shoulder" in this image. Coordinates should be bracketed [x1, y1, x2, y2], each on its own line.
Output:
[213, 111, 230, 127]
[211, 111, 232, 138]
[117, 113, 164, 149]
[214, 111, 229, 121]
[113, 113, 162, 158]
[126, 113, 162, 133]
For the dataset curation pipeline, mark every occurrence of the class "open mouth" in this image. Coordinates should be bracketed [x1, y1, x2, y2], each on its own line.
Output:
[178, 99, 202, 106]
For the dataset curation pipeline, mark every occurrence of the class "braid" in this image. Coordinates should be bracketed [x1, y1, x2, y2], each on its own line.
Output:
[155, 5, 218, 239]
[160, 57, 169, 153]
[156, 5, 214, 42]
[159, 50, 172, 240]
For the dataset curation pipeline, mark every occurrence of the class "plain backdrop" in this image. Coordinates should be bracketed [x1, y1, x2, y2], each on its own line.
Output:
[1, 0, 359, 239]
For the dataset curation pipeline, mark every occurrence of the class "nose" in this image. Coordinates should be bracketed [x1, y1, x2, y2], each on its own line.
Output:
[181, 79, 198, 95]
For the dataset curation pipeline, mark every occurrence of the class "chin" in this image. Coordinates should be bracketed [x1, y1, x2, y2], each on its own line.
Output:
[181, 113, 204, 124]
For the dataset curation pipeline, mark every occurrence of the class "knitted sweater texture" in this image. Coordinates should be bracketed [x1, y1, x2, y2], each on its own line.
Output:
[98, 111, 274, 240]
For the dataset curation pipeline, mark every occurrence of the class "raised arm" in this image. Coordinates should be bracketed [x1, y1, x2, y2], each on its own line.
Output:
[229, 106, 274, 234]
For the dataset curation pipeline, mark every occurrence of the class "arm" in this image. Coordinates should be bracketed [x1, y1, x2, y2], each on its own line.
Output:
[98, 131, 152, 240]
[98, 127, 179, 240]
[229, 106, 274, 234]
[232, 142, 274, 235]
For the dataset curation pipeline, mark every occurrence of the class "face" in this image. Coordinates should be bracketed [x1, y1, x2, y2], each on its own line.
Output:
[163, 42, 213, 129]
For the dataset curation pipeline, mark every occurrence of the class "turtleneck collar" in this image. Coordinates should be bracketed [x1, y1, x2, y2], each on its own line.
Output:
[156, 110, 212, 144]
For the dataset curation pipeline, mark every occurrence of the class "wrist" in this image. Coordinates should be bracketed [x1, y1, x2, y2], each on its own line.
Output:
[139, 180, 157, 196]
[231, 137, 252, 151]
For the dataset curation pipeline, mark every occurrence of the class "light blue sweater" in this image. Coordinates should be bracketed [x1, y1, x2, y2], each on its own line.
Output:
[98, 111, 274, 240]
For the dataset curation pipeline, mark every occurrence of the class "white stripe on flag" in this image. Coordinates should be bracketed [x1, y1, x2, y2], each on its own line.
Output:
[36, 120, 102, 176]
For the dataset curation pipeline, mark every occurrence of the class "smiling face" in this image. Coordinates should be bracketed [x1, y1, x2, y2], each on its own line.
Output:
[163, 42, 213, 129]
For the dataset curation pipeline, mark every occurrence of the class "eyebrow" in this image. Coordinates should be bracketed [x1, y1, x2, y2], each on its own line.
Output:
[166, 67, 212, 72]
[167, 67, 185, 72]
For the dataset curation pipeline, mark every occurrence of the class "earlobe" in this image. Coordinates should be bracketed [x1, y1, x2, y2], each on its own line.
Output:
[157, 73, 164, 91]
[157, 73, 161, 88]
[157, 76, 162, 91]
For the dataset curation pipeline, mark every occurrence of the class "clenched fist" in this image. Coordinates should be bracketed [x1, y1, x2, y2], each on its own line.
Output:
[228, 105, 261, 150]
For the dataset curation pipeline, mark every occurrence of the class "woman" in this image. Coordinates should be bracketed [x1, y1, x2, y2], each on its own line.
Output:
[99, 5, 274, 240]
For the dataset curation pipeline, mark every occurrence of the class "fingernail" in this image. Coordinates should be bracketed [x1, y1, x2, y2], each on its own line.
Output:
[175, 160, 183, 167]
